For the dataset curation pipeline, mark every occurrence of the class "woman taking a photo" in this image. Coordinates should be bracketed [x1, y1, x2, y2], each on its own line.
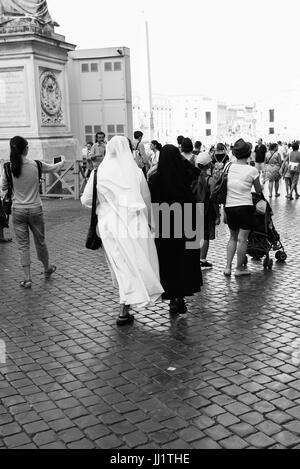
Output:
[224, 139, 262, 277]
[1, 136, 65, 288]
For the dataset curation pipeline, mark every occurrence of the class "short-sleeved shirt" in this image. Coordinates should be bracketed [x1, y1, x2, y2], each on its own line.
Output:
[226, 164, 259, 208]
[1, 159, 59, 208]
[91, 143, 106, 157]
[254, 144, 267, 163]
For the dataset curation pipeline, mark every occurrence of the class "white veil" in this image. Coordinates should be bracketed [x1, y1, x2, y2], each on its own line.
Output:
[98, 136, 146, 212]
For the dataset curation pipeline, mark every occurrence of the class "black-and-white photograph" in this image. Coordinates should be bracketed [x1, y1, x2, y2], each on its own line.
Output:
[0, 0, 300, 454]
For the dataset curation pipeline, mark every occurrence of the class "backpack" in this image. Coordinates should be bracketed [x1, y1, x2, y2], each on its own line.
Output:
[210, 163, 232, 205]
[3, 160, 43, 215]
[212, 155, 227, 181]
[191, 173, 211, 203]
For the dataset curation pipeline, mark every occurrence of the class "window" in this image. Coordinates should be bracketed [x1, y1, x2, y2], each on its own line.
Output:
[105, 62, 112, 72]
[206, 129, 212, 136]
[81, 64, 89, 73]
[91, 63, 99, 72]
[107, 124, 125, 140]
[269, 127, 275, 135]
[206, 112, 211, 125]
[114, 62, 122, 71]
[269, 109, 275, 123]
[84, 125, 102, 143]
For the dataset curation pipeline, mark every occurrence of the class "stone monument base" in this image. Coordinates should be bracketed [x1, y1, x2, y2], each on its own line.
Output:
[0, 137, 81, 163]
[0, 28, 78, 164]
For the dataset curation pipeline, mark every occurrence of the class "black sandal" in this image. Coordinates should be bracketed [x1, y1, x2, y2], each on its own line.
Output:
[116, 313, 135, 326]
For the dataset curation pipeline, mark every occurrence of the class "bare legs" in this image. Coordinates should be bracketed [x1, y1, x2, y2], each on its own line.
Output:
[268, 180, 280, 197]
[225, 229, 251, 276]
[285, 178, 291, 197]
[289, 174, 300, 200]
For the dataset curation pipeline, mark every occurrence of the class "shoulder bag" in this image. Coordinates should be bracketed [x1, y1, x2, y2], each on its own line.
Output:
[85, 170, 102, 250]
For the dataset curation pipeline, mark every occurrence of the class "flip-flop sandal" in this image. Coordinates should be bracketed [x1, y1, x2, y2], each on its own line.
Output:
[20, 280, 32, 289]
[223, 269, 232, 277]
[116, 313, 135, 326]
[45, 265, 57, 279]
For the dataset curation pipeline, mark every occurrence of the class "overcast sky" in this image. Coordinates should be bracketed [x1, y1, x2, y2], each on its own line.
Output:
[48, 0, 300, 104]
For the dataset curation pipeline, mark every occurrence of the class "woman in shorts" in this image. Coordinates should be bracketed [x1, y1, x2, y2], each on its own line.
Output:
[224, 139, 262, 277]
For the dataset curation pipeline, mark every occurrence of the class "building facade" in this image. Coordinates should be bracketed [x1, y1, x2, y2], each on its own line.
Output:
[67, 47, 133, 148]
[256, 88, 300, 142]
[133, 93, 257, 145]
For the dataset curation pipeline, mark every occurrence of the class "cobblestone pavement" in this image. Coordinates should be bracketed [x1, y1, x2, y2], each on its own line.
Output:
[0, 188, 300, 449]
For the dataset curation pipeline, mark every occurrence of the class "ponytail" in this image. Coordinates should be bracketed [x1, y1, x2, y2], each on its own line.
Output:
[151, 140, 162, 152]
[10, 136, 28, 178]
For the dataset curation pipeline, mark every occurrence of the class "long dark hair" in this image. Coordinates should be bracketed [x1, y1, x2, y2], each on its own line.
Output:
[151, 140, 162, 152]
[10, 136, 28, 178]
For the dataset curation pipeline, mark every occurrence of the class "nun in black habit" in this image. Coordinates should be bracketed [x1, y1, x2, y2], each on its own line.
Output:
[148, 144, 203, 314]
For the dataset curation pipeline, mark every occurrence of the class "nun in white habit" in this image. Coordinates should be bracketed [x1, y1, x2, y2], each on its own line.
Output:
[81, 135, 164, 325]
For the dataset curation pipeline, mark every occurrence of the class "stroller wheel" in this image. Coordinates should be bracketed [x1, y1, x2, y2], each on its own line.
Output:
[275, 251, 287, 262]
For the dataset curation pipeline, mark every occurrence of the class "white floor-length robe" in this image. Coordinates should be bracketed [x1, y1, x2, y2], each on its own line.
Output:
[81, 136, 164, 308]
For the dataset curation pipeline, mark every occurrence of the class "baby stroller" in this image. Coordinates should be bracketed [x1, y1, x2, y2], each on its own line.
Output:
[245, 193, 287, 270]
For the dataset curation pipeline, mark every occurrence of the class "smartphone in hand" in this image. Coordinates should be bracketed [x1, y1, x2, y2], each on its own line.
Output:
[54, 156, 62, 164]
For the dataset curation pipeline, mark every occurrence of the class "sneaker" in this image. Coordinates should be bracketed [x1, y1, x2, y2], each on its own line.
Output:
[200, 261, 213, 270]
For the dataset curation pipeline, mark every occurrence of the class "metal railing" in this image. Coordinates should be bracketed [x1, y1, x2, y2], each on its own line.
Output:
[41, 160, 87, 201]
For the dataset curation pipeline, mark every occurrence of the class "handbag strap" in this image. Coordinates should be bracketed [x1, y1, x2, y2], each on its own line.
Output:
[4, 163, 13, 197]
[91, 169, 98, 227]
[266, 151, 276, 165]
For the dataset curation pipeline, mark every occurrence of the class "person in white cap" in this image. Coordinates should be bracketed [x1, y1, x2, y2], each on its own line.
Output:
[195, 152, 219, 269]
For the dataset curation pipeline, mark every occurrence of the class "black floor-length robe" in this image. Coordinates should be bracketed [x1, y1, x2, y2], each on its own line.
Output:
[148, 145, 202, 301]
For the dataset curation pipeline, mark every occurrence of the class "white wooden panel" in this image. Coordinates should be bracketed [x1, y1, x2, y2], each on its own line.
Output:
[102, 60, 125, 100]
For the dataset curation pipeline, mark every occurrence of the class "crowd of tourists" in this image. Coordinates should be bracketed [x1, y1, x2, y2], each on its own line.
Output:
[1, 131, 299, 325]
